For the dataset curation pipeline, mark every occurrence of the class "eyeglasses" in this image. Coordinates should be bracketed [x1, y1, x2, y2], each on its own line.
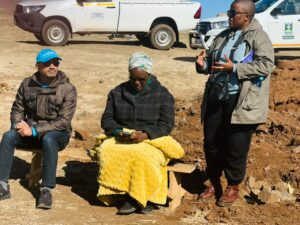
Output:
[42, 59, 60, 67]
[227, 9, 249, 18]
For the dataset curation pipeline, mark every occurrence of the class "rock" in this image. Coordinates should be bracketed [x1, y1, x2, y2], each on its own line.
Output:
[280, 192, 297, 202]
[74, 129, 90, 141]
[251, 189, 261, 196]
[247, 176, 256, 189]
[205, 212, 215, 223]
[293, 146, 300, 154]
[287, 183, 295, 194]
[180, 117, 187, 125]
[274, 182, 291, 193]
[258, 190, 281, 204]
[99, 79, 104, 83]
[264, 165, 271, 172]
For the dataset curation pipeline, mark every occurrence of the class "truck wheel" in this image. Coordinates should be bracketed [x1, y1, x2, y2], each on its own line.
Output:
[150, 24, 175, 50]
[41, 19, 69, 46]
[34, 33, 42, 41]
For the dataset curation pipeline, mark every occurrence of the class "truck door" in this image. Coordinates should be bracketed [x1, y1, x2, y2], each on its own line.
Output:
[75, 0, 119, 32]
[268, 0, 300, 48]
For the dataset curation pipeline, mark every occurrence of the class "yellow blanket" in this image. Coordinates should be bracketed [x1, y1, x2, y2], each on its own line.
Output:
[89, 134, 184, 207]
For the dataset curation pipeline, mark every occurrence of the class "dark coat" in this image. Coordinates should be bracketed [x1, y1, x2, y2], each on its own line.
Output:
[101, 75, 174, 139]
[10, 71, 77, 137]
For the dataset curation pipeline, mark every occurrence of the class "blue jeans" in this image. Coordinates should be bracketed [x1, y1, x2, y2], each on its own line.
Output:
[0, 129, 70, 187]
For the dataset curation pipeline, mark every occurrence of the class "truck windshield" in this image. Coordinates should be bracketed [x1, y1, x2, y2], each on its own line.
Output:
[255, 0, 278, 13]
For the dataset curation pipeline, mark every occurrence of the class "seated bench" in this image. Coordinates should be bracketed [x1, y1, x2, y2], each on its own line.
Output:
[167, 162, 201, 211]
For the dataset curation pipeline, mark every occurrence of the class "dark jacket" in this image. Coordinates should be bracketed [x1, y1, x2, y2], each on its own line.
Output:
[10, 71, 77, 137]
[196, 19, 274, 124]
[101, 75, 174, 139]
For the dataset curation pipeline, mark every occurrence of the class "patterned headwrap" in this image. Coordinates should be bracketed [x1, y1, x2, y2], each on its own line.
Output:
[128, 53, 153, 74]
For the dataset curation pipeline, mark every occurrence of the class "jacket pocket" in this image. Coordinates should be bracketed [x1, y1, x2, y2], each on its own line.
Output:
[241, 84, 262, 111]
[48, 96, 63, 115]
[24, 91, 37, 110]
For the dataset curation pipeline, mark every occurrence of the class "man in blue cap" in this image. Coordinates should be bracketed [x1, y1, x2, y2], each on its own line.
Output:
[0, 49, 77, 209]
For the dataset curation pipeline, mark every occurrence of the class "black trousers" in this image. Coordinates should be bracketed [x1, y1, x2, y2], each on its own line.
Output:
[203, 94, 257, 185]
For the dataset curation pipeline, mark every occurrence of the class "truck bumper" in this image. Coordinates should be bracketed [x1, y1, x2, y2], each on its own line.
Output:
[189, 30, 204, 49]
[189, 30, 210, 50]
[14, 12, 45, 34]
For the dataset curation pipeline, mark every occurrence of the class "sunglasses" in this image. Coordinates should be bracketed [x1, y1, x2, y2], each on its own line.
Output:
[227, 9, 249, 18]
[42, 59, 60, 67]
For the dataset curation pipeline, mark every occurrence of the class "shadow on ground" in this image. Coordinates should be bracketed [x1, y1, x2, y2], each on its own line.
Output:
[10, 156, 40, 202]
[57, 160, 104, 206]
[173, 56, 196, 63]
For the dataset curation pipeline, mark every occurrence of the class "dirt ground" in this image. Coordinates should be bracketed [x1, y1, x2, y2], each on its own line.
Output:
[0, 5, 299, 225]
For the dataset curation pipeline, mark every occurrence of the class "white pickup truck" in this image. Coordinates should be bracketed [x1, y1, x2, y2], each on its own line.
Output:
[14, 0, 201, 50]
[189, 0, 300, 50]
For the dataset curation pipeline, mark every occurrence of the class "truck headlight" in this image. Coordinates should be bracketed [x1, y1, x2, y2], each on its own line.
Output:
[211, 21, 229, 30]
[23, 5, 45, 14]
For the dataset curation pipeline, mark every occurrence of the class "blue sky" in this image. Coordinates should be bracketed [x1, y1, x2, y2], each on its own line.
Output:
[193, 0, 233, 19]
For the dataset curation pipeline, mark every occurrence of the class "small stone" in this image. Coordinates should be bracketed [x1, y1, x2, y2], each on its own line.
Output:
[205, 212, 214, 222]
[268, 191, 282, 203]
[264, 165, 271, 172]
[251, 189, 261, 196]
[74, 129, 90, 141]
[258, 190, 271, 203]
[280, 192, 297, 201]
[247, 176, 256, 189]
[293, 146, 300, 154]
[99, 79, 104, 83]
[274, 182, 289, 193]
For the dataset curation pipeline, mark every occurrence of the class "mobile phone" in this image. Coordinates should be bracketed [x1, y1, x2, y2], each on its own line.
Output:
[121, 131, 132, 137]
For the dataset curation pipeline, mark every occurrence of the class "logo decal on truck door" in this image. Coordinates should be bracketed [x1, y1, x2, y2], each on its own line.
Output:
[283, 23, 294, 39]
[92, 12, 104, 20]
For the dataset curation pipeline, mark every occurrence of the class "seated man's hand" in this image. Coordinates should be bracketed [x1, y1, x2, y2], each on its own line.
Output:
[15, 120, 32, 137]
[131, 131, 148, 143]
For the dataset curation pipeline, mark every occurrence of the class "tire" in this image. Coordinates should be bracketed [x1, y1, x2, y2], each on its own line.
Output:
[34, 33, 42, 41]
[41, 19, 70, 46]
[150, 24, 176, 50]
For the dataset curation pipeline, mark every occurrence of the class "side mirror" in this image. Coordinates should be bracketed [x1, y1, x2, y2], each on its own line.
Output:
[271, 8, 283, 16]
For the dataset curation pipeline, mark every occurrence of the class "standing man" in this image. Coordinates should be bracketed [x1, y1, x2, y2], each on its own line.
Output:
[0, 49, 77, 209]
[196, 0, 274, 206]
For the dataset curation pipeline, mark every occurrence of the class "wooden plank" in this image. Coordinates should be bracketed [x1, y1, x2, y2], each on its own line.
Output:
[167, 163, 196, 173]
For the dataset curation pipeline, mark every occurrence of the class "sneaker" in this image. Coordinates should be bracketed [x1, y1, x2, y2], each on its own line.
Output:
[117, 200, 137, 215]
[0, 183, 11, 200]
[37, 188, 52, 209]
[139, 204, 154, 214]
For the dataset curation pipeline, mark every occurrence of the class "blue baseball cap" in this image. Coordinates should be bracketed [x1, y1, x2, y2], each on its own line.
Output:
[36, 49, 62, 63]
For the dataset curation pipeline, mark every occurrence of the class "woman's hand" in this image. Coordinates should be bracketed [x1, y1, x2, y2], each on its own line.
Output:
[211, 55, 233, 73]
[131, 131, 148, 143]
[196, 50, 206, 68]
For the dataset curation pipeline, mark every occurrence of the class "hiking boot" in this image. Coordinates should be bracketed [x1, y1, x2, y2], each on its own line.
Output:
[217, 185, 239, 207]
[37, 188, 52, 209]
[0, 183, 11, 200]
[199, 180, 222, 201]
[117, 200, 137, 215]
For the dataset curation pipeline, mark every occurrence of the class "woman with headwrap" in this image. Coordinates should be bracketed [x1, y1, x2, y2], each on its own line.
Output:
[91, 53, 184, 215]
